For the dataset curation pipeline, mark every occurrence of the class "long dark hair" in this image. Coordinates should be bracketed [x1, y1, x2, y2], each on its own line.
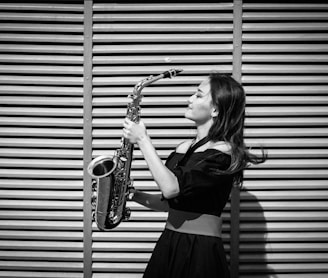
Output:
[208, 72, 266, 185]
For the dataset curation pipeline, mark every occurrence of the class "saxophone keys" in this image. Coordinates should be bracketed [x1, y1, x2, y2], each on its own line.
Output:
[123, 207, 131, 221]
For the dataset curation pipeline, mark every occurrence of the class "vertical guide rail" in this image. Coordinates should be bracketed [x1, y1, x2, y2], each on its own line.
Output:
[83, 0, 93, 277]
[230, 0, 243, 277]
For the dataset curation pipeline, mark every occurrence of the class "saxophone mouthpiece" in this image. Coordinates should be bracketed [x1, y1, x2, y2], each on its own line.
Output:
[163, 68, 183, 79]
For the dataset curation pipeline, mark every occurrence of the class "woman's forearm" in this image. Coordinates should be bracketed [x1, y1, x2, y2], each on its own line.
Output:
[137, 135, 179, 199]
[131, 191, 169, 212]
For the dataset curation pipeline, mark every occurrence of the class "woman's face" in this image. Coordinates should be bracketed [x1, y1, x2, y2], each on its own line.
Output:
[185, 78, 216, 125]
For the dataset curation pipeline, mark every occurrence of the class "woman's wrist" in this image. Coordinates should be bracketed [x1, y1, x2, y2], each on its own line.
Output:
[136, 133, 151, 147]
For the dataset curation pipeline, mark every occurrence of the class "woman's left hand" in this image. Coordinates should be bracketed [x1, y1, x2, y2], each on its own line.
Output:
[123, 118, 147, 144]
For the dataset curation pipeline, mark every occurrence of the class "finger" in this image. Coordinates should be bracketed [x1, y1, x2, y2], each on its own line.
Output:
[125, 118, 133, 125]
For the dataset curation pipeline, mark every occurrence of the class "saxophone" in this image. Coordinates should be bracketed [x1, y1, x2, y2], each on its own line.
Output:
[87, 69, 183, 230]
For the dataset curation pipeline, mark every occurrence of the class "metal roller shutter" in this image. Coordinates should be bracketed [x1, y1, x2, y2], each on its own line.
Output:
[0, 1, 84, 277]
[91, 1, 234, 277]
[240, 1, 328, 277]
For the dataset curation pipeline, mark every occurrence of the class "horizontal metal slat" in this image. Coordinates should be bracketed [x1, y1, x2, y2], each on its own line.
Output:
[0, 251, 82, 261]
[93, 65, 232, 75]
[93, 44, 233, 54]
[243, 33, 328, 42]
[0, 23, 83, 33]
[0, 169, 82, 179]
[243, 44, 328, 53]
[94, 34, 232, 43]
[243, 22, 328, 31]
[240, 253, 328, 263]
[242, 3, 328, 10]
[93, 3, 233, 11]
[0, 261, 83, 271]
[0, 220, 83, 230]
[93, 252, 149, 262]
[239, 243, 328, 252]
[0, 199, 82, 210]
[0, 44, 83, 54]
[243, 169, 328, 179]
[244, 85, 328, 95]
[0, 3, 84, 12]
[0, 211, 82, 220]
[93, 23, 233, 33]
[243, 12, 328, 21]
[240, 263, 328, 273]
[243, 64, 328, 74]
[0, 54, 83, 64]
[0, 190, 82, 199]
[0, 34, 84, 44]
[0, 65, 83, 75]
[241, 190, 328, 200]
[0, 96, 83, 106]
[0, 230, 83, 240]
[243, 54, 328, 63]
[0, 148, 83, 158]
[0, 272, 82, 278]
[0, 138, 83, 148]
[0, 76, 83, 85]
[0, 85, 83, 95]
[0, 107, 83, 117]
[246, 107, 328, 116]
[243, 180, 328, 190]
[92, 262, 145, 272]
[93, 54, 232, 64]
[94, 13, 232, 22]
[241, 222, 328, 232]
[0, 12, 83, 22]
[0, 241, 83, 251]
[0, 179, 82, 190]
[240, 232, 328, 243]
[1, 128, 83, 137]
[0, 117, 83, 127]
[240, 211, 328, 221]
[242, 75, 328, 84]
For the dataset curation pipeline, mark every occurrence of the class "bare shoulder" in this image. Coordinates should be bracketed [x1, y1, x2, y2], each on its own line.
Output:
[175, 139, 193, 154]
[209, 141, 232, 155]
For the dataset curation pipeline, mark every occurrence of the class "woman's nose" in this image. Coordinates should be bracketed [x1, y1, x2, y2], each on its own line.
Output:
[188, 94, 195, 104]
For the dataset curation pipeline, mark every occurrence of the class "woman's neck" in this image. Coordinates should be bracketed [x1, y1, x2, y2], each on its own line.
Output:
[195, 118, 213, 142]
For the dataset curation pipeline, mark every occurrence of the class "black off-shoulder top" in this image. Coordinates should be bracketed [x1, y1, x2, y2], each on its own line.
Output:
[165, 149, 233, 217]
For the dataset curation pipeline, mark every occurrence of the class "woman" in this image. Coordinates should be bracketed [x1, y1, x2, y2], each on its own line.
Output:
[123, 72, 266, 278]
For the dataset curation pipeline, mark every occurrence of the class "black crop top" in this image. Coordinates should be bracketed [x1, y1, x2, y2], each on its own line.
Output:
[165, 149, 233, 217]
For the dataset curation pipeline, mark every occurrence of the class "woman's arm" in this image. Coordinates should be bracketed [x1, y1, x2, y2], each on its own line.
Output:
[123, 118, 180, 199]
[130, 189, 169, 212]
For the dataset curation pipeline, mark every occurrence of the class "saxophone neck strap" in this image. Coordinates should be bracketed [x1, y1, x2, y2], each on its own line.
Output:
[178, 136, 210, 166]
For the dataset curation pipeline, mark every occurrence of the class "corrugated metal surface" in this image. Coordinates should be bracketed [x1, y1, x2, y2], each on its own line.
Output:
[1, 1, 327, 277]
[91, 1, 234, 277]
[240, 1, 328, 277]
[0, 1, 84, 277]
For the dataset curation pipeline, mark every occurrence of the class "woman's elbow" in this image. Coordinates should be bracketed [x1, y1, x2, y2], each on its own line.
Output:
[162, 186, 180, 199]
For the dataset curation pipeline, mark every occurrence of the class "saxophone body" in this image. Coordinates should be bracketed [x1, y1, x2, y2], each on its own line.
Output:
[87, 69, 183, 230]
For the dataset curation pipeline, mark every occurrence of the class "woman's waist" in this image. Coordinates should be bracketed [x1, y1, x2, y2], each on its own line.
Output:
[165, 208, 222, 237]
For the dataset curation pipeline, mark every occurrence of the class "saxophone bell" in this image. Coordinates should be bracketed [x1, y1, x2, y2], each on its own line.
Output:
[87, 155, 117, 179]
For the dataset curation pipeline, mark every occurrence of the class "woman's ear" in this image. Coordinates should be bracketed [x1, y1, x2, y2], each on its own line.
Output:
[211, 108, 219, 118]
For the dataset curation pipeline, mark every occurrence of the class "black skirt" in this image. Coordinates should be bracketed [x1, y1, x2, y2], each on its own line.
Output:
[143, 229, 230, 278]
